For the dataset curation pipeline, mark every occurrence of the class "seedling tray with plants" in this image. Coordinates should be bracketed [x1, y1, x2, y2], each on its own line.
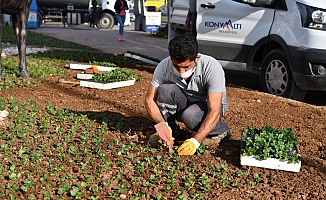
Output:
[80, 67, 137, 90]
[240, 125, 301, 172]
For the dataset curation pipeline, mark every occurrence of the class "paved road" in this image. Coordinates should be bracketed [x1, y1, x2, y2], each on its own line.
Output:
[30, 23, 326, 107]
[32, 23, 169, 61]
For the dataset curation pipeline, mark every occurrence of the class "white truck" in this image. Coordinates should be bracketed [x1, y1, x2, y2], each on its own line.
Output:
[36, 0, 130, 29]
[168, 0, 326, 101]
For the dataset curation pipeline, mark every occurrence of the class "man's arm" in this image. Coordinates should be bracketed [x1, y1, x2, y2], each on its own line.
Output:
[144, 84, 165, 124]
[193, 92, 223, 143]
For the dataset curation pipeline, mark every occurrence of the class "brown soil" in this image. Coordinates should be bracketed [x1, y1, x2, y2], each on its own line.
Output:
[1, 60, 326, 199]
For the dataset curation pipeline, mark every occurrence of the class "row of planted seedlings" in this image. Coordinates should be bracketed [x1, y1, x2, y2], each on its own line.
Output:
[0, 96, 264, 200]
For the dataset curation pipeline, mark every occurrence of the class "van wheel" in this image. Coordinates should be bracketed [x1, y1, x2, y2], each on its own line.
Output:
[37, 12, 43, 28]
[96, 13, 115, 29]
[260, 49, 307, 101]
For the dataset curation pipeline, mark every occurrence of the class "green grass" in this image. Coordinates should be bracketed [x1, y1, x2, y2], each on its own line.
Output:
[1, 26, 93, 50]
[0, 49, 144, 90]
[161, 15, 168, 23]
[0, 26, 145, 89]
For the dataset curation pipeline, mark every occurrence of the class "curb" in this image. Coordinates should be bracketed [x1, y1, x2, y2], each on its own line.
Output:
[124, 53, 159, 65]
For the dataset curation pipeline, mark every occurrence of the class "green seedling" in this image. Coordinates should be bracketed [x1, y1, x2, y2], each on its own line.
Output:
[70, 186, 83, 199]
[9, 194, 16, 200]
[183, 173, 196, 189]
[191, 193, 205, 200]
[231, 181, 239, 187]
[237, 171, 245, 177]
[196, 144, 208, 155]
[198, 173, 212, 191]
[143, 181, 151, 188]
[176, 190, 187, 200]
[246, 179, 253, 186]
[254, 173, 263, 183]
[113, 182, 128, 193]
[7, 184, 19, 192]
[219, 176, 232, 187]
[20, 179, 34, 193]
[217, 164, 228, 174]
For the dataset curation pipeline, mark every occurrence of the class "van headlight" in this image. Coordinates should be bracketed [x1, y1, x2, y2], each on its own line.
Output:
[297, 2, 326, 31]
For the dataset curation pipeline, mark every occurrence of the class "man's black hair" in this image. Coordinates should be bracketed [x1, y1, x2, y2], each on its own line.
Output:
[168, 34, 198, 62]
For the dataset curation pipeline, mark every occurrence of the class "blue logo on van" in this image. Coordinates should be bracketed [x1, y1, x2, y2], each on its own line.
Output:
[204, 19, 242, 32]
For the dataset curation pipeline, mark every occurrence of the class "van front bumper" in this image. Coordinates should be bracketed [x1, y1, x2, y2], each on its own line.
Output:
[289, 46, 326, 91]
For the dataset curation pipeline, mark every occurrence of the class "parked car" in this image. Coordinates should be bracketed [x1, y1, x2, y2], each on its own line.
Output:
[159, 4, 167, 16]
[168, 0, 326, 101]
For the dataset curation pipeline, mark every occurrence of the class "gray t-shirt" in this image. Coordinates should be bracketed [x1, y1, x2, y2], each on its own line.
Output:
[151, 54, 228, 113]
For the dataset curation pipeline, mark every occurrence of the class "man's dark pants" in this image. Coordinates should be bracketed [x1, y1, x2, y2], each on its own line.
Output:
[156, 82, 229, 136]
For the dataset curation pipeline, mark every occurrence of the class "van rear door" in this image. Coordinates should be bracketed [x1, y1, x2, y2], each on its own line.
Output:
[197, 0, 275, 64]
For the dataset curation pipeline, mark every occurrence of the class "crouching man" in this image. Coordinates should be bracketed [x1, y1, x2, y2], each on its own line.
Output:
[144, 34, 231, 156]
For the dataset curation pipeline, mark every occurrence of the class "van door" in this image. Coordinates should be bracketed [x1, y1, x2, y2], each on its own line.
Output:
[196, 0, 275, 65]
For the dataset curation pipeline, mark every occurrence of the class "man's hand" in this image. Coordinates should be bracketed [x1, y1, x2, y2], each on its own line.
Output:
[162, 125, 174, 141]
[154, 122, 174, 152]
[177, 138, 200, 156]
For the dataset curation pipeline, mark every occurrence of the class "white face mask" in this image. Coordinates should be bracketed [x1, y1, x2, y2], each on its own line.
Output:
[173, 66, 196, 79]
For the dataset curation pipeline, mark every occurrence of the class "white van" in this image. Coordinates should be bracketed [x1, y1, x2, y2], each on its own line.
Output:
[168, 0, 326, 101]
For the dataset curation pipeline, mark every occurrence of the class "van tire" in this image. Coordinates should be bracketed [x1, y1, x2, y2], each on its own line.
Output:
[38, 12, 43, 28]
[96, 13, 115, 29]
[260, 49, 307, 101]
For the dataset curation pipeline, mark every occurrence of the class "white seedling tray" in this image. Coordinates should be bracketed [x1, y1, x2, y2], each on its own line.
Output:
[240, 135, 301, 172]
[240, 155, 301, 172]
[80, 79, 135, 90]
[77, 73, 93, 80]
[69, 63, 116, 71]
[124, 53, 159, 65]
